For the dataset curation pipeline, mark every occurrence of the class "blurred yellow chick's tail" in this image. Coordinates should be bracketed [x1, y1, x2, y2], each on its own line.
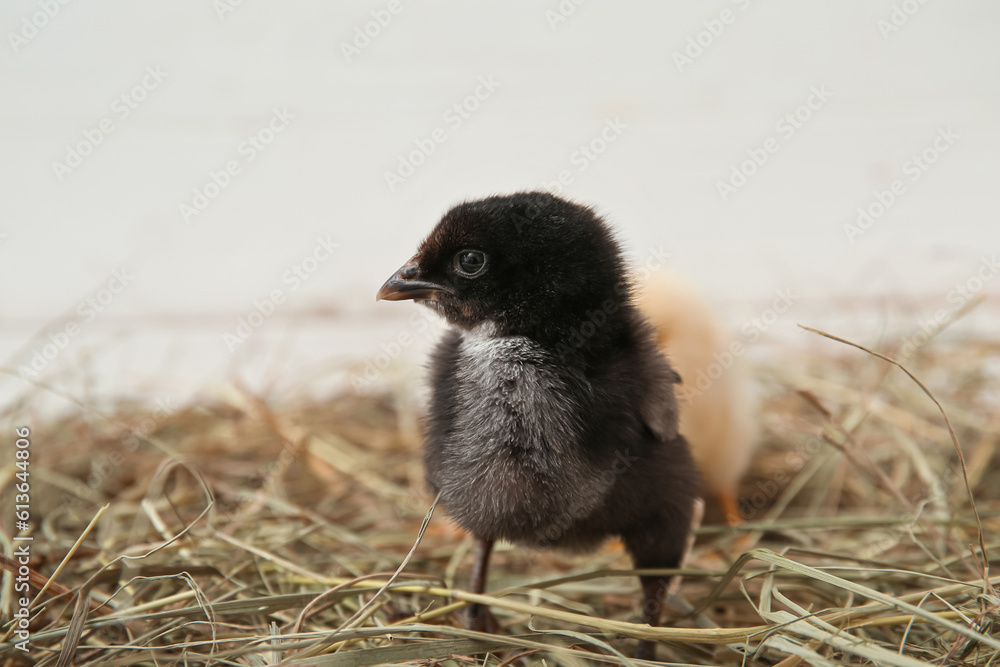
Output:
[637, 273, 759, 527]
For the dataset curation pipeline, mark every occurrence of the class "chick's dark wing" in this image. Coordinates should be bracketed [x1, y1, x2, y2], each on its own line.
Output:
[637, 338, 682, 443]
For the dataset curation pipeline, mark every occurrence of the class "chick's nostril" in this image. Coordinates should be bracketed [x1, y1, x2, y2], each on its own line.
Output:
[400, 263, 419, 279]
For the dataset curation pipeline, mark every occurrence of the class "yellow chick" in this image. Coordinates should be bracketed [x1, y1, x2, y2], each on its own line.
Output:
[637, 274, 759, 525]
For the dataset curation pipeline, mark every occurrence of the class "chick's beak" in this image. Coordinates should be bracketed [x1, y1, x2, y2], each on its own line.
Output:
[376, 259, 448, 302]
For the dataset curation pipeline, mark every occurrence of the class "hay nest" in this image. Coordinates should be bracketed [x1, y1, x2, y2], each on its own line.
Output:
[1, 332, 998, 666]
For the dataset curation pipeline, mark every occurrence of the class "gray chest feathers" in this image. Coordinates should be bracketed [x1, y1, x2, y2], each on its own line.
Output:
[434, 330, 613, 546]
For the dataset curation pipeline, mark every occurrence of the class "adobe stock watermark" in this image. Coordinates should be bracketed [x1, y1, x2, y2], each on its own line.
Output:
[395, 483, 437, 520]
[842, 126, 958, 244]
[439, 446, 640, 566]
[545, 0, 588, 31]
[341, 0, 407, 62]
[676, 288, 797, 401]
[554, 246, 672, 360]
[51, 65, 168, 182]
[17, 268, 135, 383]
[860, 511, 922, 559]
[533, 447, 639, 550]
[877, 0, 931, 41]
[738, 433, 824, 521]
[716, 85, 833, 202]
[672, 0, 753, 73]
[351, 307, 442, 391]
[383, 75, 501, 192]
[194, 435, 302, 534]
[860, 457, 962, 560]
[223, 235, 338, 351]
[213, 0, 249, 21]
[541, 117, 628, 195]
[7, 0, 72, 53]
[60, 397, 177, 511]
[179, 107, 295, 224]
[897, 254, 998, 360]
[353, 242, 666, 388]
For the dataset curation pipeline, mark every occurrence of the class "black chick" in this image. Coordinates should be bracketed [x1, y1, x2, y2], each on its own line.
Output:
[377, 191, 699, 660]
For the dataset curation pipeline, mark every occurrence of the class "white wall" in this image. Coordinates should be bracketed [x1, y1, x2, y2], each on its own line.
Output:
[1, 0, 997, 408]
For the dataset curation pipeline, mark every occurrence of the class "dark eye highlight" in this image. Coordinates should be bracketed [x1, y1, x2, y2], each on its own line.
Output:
[454, 249, 488, 277]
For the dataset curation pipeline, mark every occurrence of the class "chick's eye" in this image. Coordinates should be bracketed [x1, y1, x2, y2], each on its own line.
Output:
[454, 249, 487, 277]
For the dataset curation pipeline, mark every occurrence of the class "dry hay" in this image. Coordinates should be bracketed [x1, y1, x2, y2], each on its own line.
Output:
[1, 332, 998, 666]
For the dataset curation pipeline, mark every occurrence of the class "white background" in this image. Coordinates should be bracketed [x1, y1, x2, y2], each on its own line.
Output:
[1, 0, 997, 410]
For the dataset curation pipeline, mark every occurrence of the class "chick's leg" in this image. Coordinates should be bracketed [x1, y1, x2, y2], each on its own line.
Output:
[465, 536, 498, 633]
[624, 499, 702, 661]
[719, 489, 742, 526]
[623, 535, 684, 661]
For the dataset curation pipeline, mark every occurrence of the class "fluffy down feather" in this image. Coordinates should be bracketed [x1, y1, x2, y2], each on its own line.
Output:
[638, 273, 759, 523]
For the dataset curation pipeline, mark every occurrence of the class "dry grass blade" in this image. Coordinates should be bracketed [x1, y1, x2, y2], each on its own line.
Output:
[527, 625, 638, 667]
[30, 504, 108, 608]
[799, 324, 990, 589]
[336, 490, 440, 632]
[750, 549, 1000, 650]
